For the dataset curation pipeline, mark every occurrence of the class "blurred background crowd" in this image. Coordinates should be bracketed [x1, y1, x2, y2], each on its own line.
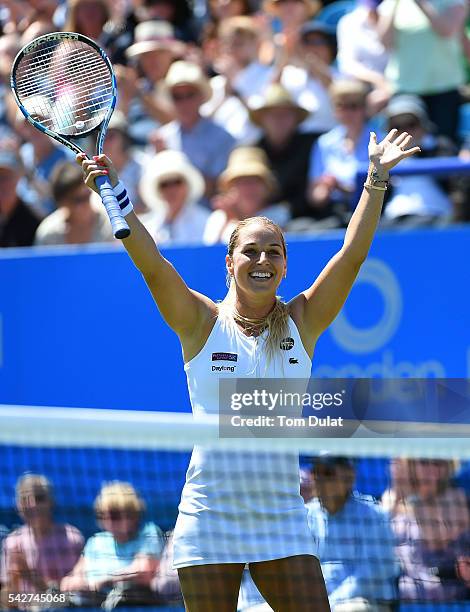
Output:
[4, 458, 470, 610]
[2, 0, 470, 248]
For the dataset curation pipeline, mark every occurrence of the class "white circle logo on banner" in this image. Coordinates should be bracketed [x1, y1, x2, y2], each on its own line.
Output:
[329, 258, 402, 354]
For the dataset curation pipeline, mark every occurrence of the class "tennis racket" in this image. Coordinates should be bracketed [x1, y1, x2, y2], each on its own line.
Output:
[10, 32, 130, 239]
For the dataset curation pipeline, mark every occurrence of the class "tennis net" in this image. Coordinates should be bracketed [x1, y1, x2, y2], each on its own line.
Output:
[1, 404, 470, 611]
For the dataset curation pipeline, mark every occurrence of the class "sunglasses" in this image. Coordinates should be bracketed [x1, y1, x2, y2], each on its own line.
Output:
[335, 101, 364, 111]
[21, 492, 49, 504]
[389, 119, 420, 131]
[69, 192, 90, 205]
[302, 36, 329, 46]
[314, 466, 339, 478]
[160, 177, 185, 189]
[98, 509, 138, 521]
[171, 90, 198, 102]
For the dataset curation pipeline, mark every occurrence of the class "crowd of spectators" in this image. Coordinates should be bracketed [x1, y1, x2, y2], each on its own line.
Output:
[1, 0, 470, 248]
[2, 459, 470, 610]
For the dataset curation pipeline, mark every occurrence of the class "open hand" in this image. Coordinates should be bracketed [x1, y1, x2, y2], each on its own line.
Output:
[369, 130, 421, 173]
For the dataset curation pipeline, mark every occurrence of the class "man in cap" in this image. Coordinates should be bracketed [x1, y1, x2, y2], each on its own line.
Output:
[306, 455, 398, 612]
[251, 83, 316, 218]
[157, 61, 235, 203]
[0, 150, 41, 248]
[382, 95, 458, 225]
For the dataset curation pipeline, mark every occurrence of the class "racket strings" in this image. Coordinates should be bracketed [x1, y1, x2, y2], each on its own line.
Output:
[15, 40, 113, 136]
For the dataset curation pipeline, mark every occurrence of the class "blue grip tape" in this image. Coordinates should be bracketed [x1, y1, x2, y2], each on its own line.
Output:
[95, 175, 131, 240]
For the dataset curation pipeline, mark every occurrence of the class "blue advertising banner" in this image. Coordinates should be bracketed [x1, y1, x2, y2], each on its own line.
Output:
[0, 226, 469, 410]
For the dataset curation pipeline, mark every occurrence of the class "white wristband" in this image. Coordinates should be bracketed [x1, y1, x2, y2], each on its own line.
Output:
[113, 180, 134, 217]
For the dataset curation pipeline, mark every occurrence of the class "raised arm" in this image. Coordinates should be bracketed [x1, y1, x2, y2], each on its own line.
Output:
[291, 130, 420, 353]
[79, 155, 217, 358]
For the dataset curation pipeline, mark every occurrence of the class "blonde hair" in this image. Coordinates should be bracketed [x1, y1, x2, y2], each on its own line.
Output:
[329, 79, 368, 103]
[218, 16, 260, 40]
[220, 217, 290, 367]
[94, 481, 145, 515]
[65, 0, 110, 33]
[16, 474, 53, 503]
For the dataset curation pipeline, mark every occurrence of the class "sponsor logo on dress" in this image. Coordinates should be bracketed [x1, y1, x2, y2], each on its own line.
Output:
[280, 337, 295, 350]
[212, 365, 236, 372]
[212, 352, 238, 362]
[289, 357, 298, 364]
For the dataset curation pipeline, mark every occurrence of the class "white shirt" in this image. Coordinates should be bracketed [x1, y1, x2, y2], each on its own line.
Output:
[144, 202, 210, 246]
[202, 62, 275, 145]
[337, 7, 389, 77]
[281, 64, 339, 135]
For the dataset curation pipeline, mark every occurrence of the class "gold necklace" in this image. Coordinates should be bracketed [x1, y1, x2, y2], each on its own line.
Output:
[232, 308, 268, 336]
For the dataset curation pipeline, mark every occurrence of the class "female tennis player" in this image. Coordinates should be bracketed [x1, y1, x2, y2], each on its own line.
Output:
[79, 129, 419, 612]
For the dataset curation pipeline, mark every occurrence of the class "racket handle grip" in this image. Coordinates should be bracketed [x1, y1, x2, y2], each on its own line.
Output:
[95, 175, 131, 240]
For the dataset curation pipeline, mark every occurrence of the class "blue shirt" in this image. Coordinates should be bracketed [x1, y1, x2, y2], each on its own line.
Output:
[306, 494, 398, 605]
[18, 144, 71, 215]
[83, 522, 164, 583]
[308, 124, 373, 208]
[158, 117, 235, 181]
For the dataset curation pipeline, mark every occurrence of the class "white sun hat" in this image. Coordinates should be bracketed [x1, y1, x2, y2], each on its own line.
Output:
[139, 150, 205, 214]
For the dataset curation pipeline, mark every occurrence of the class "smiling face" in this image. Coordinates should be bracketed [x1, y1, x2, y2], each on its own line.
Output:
[226, 220, 287, 300]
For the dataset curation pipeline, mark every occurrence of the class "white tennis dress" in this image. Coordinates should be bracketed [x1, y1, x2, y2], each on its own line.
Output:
[173, 313, 318, 568]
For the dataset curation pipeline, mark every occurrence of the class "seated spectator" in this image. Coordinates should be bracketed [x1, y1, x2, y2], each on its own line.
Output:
[308, 80, 374, 224]
[34, 162, 114, 246]
[14, 102, 71, 216]
[0, 150, 41, 248]
[0, 474, 84, 608]
[134, 0, 196, 42]
[280, 20, 339, 136]
[377, 0, 466, 143]
[208, 0, 254, 23]
[203, 146, 290, 244]
[203, 16, 275, 144]
[139, 150, 209, 245]
[387, 459, 470, 601]
[0, 34, 20, 128]
[336, 0, 390, 114]
[65, 0, 111, 46]
[119, 21, 185, 144]
[157, 60, 235, 203]
[263, 0, 321, 65]
[151, 530, 183, 606]
[251, 83, 316, 218]
[60, 481, 164, 607]
[238, 455, 397, 611]
[381, 95, 456, 225]
[299, 463, 316, 503]
[102, 111, 145, 213]
[307, 455, 398, 611]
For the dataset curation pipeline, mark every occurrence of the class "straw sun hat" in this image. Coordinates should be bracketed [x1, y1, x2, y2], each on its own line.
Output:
[164, 60, 212, 103]
[249, 83, 310, 127]
[219, 147, 278, 195]
[263, 0, 320, 17]
[140, 150, 205, 213]
[125, 21, 185, 59]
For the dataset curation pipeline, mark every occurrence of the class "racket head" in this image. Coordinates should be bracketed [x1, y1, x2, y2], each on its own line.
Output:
[10, 32, 117, 155]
